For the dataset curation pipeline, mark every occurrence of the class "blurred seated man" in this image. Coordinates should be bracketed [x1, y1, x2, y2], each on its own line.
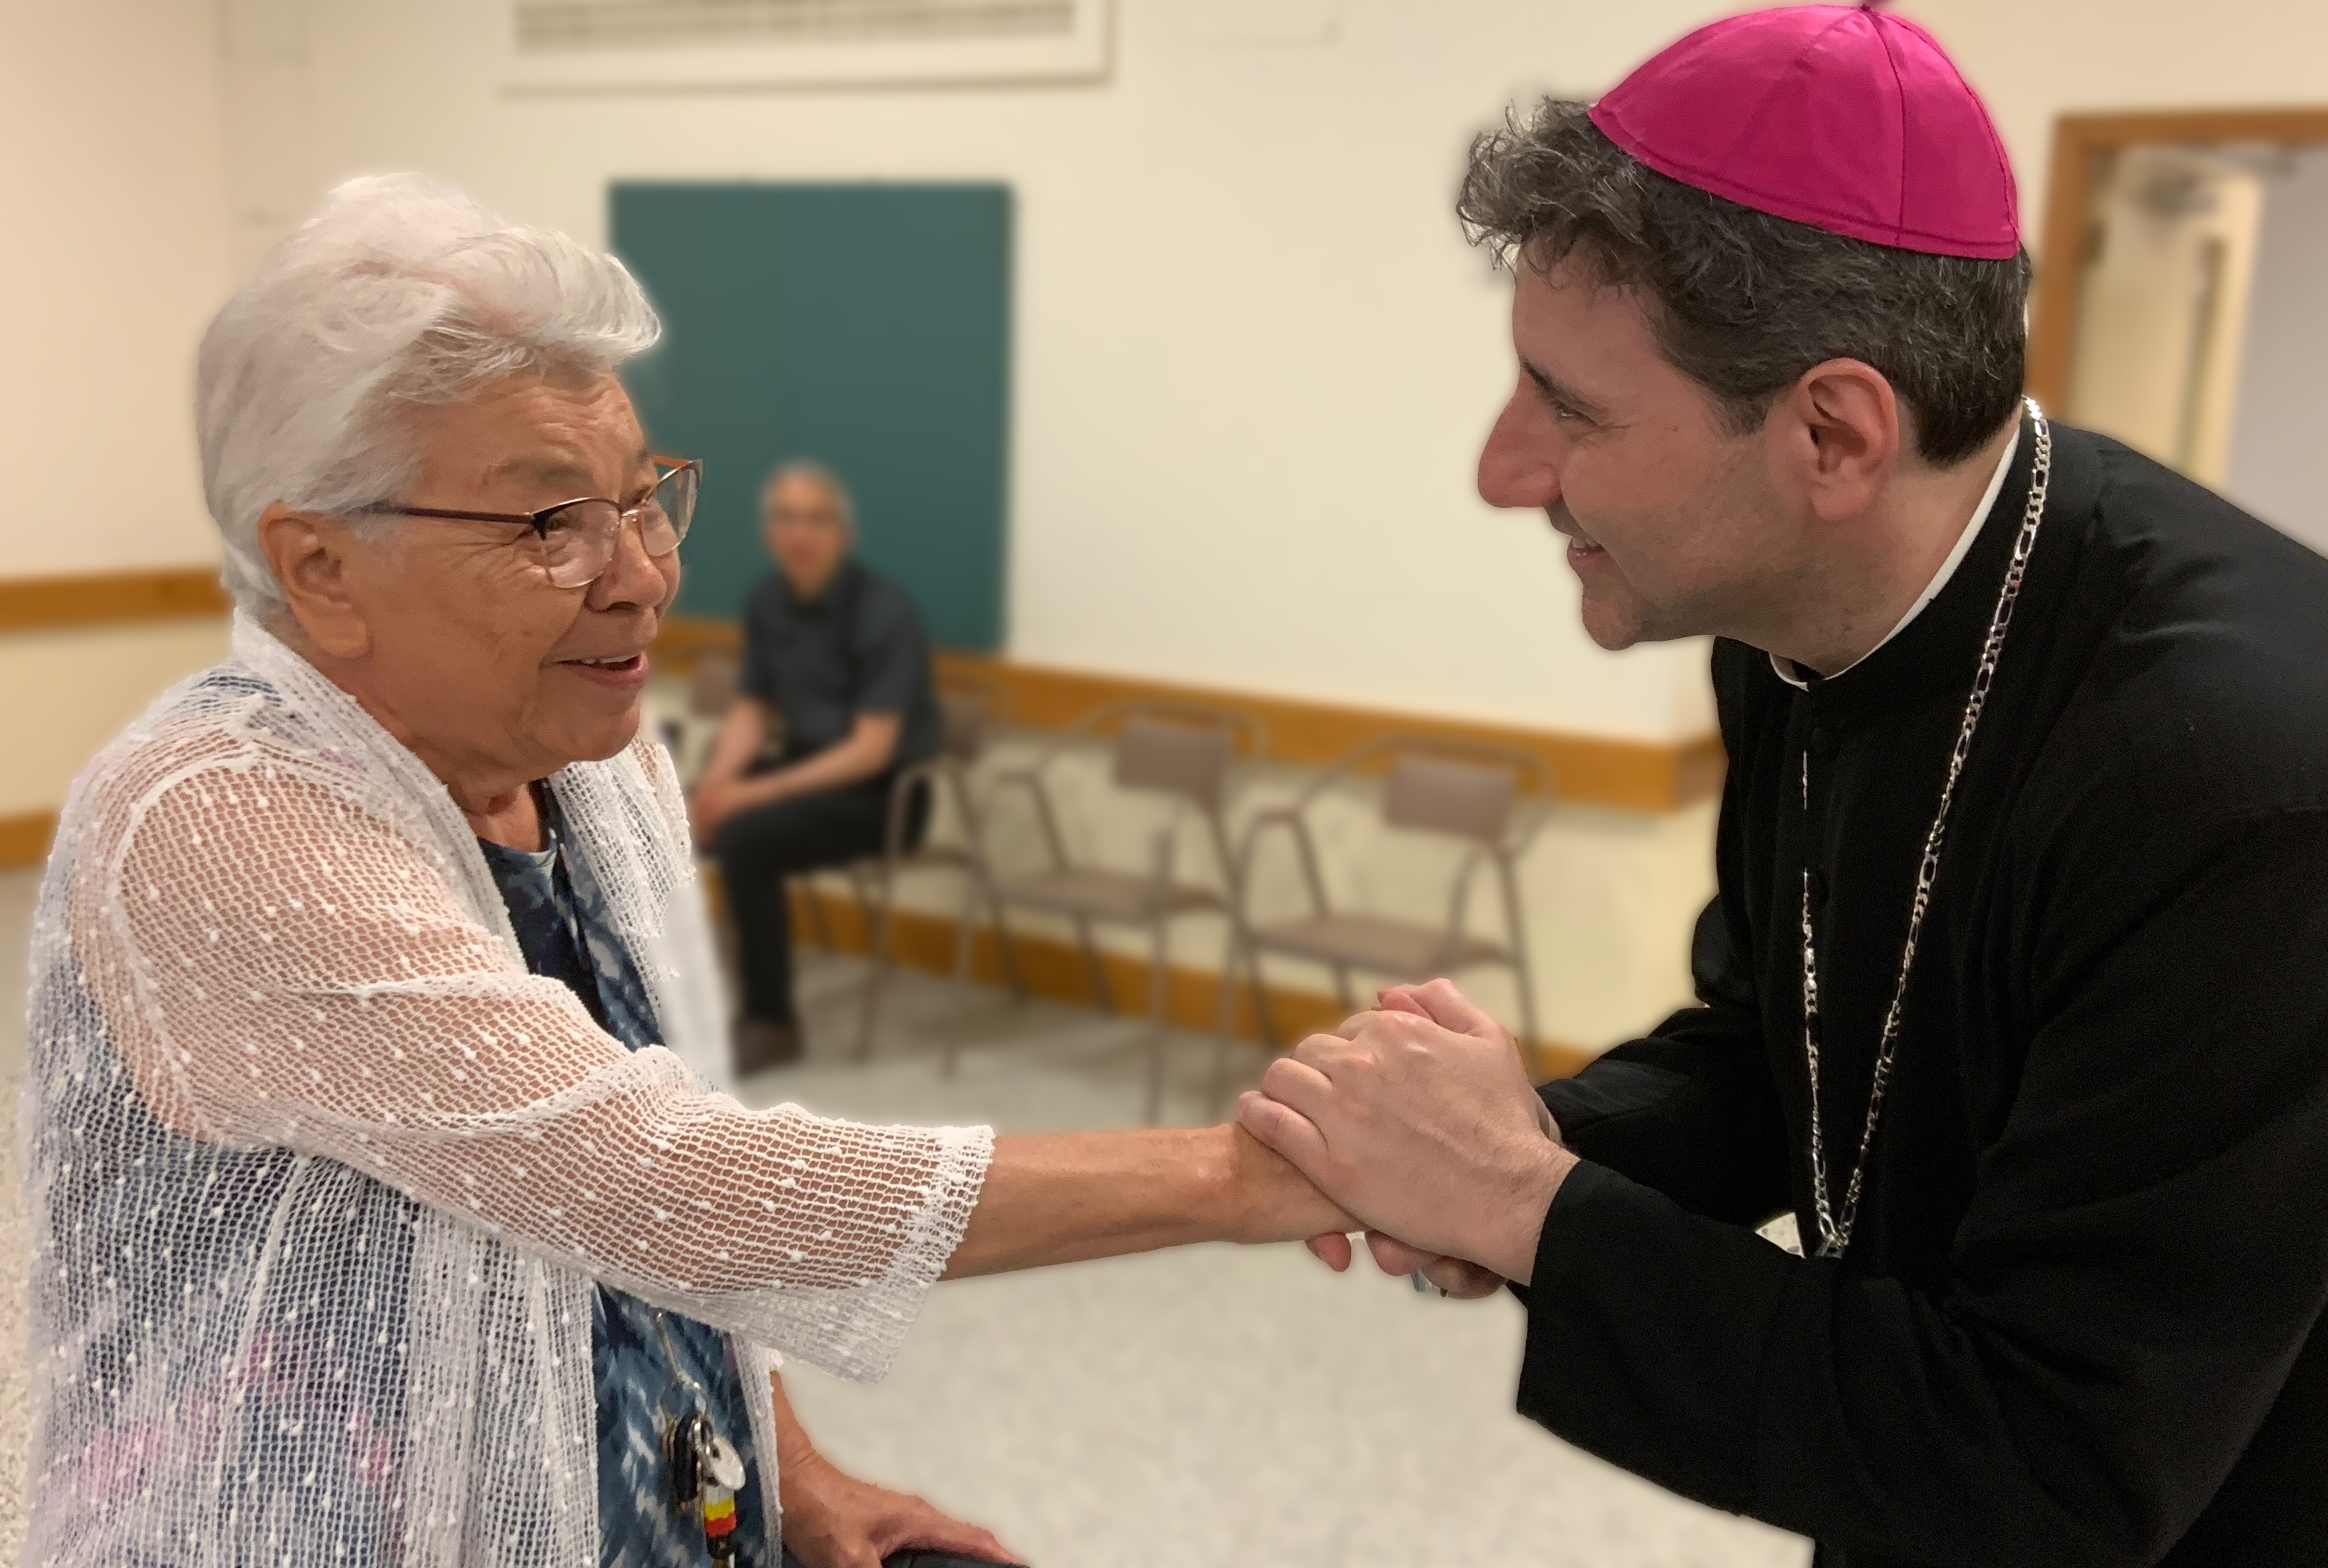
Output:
[690, 461, 942, 1073]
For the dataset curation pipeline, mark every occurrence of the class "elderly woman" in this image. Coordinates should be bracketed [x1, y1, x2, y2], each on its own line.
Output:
[23, 175, 1347, 1568]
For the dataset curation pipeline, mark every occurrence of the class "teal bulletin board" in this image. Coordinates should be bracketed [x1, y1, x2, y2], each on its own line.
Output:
[610, 183, 1011, 650]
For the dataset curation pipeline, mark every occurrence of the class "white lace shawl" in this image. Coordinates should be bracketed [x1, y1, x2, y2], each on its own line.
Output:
[19, 615, 993, 1567]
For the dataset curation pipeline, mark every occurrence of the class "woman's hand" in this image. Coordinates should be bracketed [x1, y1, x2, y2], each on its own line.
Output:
[1304, 1228, 1508, 1298]
[779, 1450, 1022, 1568]
[1222, 1122, 1358, 1244]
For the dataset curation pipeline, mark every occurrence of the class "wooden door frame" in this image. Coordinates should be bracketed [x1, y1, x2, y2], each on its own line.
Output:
[2027, 107, 2328, 413]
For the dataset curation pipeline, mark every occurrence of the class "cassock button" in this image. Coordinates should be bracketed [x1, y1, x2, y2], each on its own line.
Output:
[1809, 725, 1840, 759]
[1808, 868, 1830, 910]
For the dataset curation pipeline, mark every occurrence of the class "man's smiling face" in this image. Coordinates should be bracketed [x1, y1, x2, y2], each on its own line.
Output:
[1475, 256, 1800, 651]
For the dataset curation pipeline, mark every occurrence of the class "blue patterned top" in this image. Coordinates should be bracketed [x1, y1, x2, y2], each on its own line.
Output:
[479, 802, 778, 1568]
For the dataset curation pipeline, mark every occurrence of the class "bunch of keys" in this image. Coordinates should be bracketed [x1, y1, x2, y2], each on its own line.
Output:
[665, 1408, 748, 1562]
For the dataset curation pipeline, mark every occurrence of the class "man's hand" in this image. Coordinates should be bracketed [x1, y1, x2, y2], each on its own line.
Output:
[1242, 978, 1575, 1285]
[687, 780, 734, 849]
[1304, 1229, 1508, 1298]
[780, 1450, 1021, 1568]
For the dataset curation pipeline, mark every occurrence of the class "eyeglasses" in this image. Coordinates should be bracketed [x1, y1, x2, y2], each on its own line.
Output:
[363, 455, 702, 589]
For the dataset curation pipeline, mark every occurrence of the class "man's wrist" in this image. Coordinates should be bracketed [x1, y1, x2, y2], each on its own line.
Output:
[1482, 1138, 1578, 1286]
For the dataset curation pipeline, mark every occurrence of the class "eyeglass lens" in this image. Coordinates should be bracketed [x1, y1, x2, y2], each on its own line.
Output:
[536, 466, 698, 589]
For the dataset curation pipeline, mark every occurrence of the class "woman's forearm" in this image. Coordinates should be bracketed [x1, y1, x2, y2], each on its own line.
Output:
[940, 1125, 1350, 1279]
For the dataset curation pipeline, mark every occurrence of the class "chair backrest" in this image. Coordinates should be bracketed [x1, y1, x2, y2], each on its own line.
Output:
[1113, 716, 1236, 812]
[1382, 751, 1519, 843]
[688, 652, 741, 718]
[936, 691, 990, 762]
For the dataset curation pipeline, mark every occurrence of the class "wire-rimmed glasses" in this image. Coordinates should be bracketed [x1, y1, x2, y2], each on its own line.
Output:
[364, 455, 702, 589]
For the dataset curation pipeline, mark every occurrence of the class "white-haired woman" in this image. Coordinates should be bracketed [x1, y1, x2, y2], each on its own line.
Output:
[22, 175, 1347, 1568]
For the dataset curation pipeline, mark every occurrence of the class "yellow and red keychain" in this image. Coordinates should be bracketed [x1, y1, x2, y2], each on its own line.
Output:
[665, 1408, 748, 1563]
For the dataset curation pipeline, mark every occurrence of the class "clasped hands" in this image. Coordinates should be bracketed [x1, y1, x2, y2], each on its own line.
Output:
[1239, 978, 1578, 1297]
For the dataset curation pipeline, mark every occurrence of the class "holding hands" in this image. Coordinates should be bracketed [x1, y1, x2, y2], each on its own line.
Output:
[1240, 979, 1576, 1290]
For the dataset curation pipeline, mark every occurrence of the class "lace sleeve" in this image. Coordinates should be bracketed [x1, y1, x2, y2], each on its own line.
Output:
[78, 756, 990, 1379]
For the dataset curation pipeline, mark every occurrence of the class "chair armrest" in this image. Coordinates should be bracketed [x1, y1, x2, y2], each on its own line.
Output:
[1503, 793, 1553, 857]
[979, 764, 1072, 872]
[1437, 844, 1490, 965]
[882, 758, 945, 861]
[1148, 800, 1195, 891]
[1231, 804, 1331, 917]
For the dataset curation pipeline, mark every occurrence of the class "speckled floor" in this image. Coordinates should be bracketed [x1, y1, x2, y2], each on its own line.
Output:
[0, 864, 1807, 1567]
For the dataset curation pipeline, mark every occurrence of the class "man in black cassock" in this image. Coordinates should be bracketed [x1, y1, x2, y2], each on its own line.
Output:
[1239, 8, 2328, 1567]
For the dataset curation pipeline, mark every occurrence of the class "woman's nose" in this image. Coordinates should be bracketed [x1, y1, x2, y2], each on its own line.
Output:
[589, 510, 674, 610]
[1477, 387, 1562, 510]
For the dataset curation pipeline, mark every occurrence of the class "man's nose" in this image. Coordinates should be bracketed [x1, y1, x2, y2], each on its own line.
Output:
[1476, 387, 1561, 510]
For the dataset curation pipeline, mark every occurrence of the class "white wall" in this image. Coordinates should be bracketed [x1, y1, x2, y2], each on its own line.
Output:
[0, 0, 233, 826]
[2225, 148, 2328, 557]
[261, 0, 1730, 743]
[239, 0, 2328, 747]
[1915, 0, 2328, 261]
[0, 0, 229, 577]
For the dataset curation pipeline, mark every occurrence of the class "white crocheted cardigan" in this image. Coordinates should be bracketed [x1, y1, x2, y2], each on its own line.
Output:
[19, 616, 992, 1567]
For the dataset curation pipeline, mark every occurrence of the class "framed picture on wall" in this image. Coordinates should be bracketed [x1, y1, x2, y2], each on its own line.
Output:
[504, 0, 1111, 92]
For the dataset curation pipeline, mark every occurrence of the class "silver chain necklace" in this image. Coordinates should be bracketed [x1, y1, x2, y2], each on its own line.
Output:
[1799, 397, 2051, 1259]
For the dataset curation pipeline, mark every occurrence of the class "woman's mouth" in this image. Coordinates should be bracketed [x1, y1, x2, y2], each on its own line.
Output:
[558, 651, 650, 689]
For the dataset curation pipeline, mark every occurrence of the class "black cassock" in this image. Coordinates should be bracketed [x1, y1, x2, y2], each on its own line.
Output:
[1524, 415, 2328, 1568]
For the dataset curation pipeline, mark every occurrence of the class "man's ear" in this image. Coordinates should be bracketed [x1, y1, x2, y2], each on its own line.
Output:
[256, 502, 374, 660]
[1766, 359, 1903, 524]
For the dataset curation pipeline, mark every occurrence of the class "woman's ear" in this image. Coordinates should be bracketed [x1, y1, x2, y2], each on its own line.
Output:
[256, 503, 373, 660]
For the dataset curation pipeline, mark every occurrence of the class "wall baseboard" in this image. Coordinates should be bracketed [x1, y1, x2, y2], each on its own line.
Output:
[783, 881, 1597, 1083]
[0, 803, 1599, 1078]
[0, 811, 57, 870]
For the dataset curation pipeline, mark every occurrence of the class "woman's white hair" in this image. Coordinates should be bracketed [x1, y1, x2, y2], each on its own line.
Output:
[197, 173, 660, 612]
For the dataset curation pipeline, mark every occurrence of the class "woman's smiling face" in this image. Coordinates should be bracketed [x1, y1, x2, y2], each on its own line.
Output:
[296, 370, 682, 790]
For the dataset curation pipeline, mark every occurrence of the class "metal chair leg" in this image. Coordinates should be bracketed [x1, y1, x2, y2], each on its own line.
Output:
[1246, 944, 1282, 1050]
[980, 879, 1028, 1001]
[1207, 924, 1245, 1115]
[1511, 957, 1546, 1079]
[854, 866, 895, 1063]
[1144, 919, 1170, 1125]
[942, 870, 981, 1079]
[1073, 915, 1113, 1014]
[797, 876, 837, 952]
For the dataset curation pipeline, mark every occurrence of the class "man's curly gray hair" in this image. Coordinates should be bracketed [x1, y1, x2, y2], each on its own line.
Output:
[1458, 101, 2030, 466]
[196, 174, 662, 612]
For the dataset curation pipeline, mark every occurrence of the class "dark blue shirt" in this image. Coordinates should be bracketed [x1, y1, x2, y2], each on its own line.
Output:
[478, 806, 776, 1568]
[739, 557, 941, 769]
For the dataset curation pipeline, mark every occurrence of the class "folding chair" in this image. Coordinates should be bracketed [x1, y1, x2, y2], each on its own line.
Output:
[982, 701, 1263, 1121]
[1226, 736, 1550, 1094]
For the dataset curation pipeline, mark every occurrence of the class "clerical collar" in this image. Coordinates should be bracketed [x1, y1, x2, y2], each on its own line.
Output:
[1770, 429, 2022, 691]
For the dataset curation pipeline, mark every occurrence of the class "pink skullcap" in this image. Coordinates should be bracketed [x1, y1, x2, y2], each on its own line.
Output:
[1588, 3, 2019, 259]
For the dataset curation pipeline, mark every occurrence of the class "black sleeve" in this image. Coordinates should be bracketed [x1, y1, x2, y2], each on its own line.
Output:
[736, 584, 776, 704]
[1516, 807, 2328, 1567]
[849, 580, 930, 718]
[1540, 898, 1789, 1227]
[1537, 732, 1791, 1227]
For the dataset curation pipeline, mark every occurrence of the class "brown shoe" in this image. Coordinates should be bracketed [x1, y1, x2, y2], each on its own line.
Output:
[733, 1018, 803, 1075]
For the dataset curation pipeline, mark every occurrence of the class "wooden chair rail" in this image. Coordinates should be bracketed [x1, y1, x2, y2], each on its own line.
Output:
[654, 616, 1724, 815]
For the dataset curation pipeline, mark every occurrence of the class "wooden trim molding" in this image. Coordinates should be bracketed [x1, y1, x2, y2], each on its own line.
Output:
[656, 615, 1725, 814]
[782, 880, 1598, 1084]
[0, 811, 57, 870]
[0, 566, 231, 633]
[2028, 107, 2328, 414]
